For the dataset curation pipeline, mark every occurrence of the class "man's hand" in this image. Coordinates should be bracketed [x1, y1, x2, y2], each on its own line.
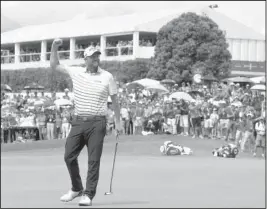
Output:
[52, 38, 63, 48]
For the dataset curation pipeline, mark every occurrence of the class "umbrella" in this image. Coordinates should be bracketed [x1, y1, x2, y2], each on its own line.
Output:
[1, 84, 12, 92]
[250, 76, 266, 84]
[227, 77, 251, 83]
[169, 92, 195, 102]
[24, 82, 44, 91]
[126, 82, 144, 91]
[160, 79, 175, 85]
[251, 84, 265, 91]
[131, 78, 160, 88]
[201, 74, 218, 81]
[146, 84, 169, 93]
[54, 99, 73, 106]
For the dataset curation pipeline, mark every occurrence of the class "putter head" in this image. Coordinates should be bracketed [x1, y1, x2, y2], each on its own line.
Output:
[104, 192, 112, 195]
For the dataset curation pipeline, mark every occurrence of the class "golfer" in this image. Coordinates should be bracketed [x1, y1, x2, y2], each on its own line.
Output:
[50, 39, 121, 206]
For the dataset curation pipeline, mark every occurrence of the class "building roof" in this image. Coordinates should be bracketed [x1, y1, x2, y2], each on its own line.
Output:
[1, 7, 265, 45]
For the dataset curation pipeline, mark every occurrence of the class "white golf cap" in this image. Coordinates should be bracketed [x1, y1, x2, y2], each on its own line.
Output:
[84, 46, 101, 58]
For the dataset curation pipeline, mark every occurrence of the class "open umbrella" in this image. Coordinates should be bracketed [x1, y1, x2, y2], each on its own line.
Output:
[250, 76, 266, 84]
[126, 82, 144, 91]
[227, 77, 251, 83]
[1, 84, 12, 92]
[251, 84, 265, 91]
[131, 78, 160, 88]
[169, 92, 195, 102]
[160, 79, 175, 85]
[24, 82, 44, 91]
[146, 84, 169, 93]
[201, 74, 218, 82]
[54, 98, 73, 106]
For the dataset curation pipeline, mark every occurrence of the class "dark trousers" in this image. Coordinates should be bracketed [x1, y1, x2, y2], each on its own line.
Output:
[64, 116, 106, 200]
[226, 120, 237, 141]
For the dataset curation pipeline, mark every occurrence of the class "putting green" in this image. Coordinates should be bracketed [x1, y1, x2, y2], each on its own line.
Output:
[1, 135, 265, 208]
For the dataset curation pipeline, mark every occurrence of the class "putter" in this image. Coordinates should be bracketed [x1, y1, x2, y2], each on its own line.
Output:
[105, 133, 119, 195]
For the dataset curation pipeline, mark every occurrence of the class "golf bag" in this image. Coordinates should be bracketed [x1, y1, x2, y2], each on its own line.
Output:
[212, 143, 239, 158]
[160, 141, 193, 156]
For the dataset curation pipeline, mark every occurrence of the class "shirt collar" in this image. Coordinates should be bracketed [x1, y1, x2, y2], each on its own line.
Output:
[85, 67, 101, 75]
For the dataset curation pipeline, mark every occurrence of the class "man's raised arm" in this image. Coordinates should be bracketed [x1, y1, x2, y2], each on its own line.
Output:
[50, 39, 69, 75]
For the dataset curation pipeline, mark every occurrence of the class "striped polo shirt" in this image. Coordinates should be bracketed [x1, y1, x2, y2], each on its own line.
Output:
[65, 66, 117, 117]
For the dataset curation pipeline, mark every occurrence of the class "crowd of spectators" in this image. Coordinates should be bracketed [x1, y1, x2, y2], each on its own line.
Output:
[107, 81, 265, 156]
[75, 42, 100, 58]
[1, 80, 265, 157]
[1, 49, 15, 64]
[20, 47, 41, 62]
[105, 40, 133, 56]
[1, 89, 73, 143]
[139, 39, 155, 47]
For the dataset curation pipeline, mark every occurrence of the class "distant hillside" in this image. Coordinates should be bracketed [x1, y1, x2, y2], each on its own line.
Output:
[1, 15, 21, 32]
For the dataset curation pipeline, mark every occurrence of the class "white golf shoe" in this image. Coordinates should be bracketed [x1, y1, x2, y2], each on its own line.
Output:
[79, 195, 92, 206]
[60, 190, 82, 202]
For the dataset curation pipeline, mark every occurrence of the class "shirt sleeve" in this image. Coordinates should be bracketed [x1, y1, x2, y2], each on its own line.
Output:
[108, 74, 117, 96]
[63, 65, 84, 78]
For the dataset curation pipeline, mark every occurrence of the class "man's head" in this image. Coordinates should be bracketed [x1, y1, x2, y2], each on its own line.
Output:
[84, 46, 101, 71]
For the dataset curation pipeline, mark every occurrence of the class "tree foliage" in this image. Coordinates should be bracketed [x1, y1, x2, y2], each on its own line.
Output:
[1, 59, 151, 92]
[147, 12, 232, 83]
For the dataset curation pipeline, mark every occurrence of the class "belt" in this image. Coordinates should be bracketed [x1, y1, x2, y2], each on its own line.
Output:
[75, 115, 105, 121]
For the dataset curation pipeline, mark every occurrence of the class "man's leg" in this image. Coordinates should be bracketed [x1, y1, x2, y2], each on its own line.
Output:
[83, 118, 106, 200]
[64, 121, 85, 192]
[241, 131, 249, 152]
[47, 124, 51, 140]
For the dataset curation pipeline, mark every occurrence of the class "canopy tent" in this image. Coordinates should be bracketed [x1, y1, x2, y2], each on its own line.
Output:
[224, 76, 252, 83]
[169, 92, 195, 102]
[146, 83, 169, 93]
[250, 76, 266, 84]
[251, 84, 265, 91]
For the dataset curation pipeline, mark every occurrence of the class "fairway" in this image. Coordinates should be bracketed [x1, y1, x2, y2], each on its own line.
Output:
[1, 135, 265, 208]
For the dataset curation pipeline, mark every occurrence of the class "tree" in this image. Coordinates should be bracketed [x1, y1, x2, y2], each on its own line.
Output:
[147, 12, 232, 82]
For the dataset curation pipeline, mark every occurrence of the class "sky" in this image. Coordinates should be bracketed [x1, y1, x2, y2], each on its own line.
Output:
[1, 1, 265, 35]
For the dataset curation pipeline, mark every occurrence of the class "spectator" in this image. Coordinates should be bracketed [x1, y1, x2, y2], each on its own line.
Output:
[55, 112, 62, 139]
[46, 113, 55, 140]
[63, 89, 70, 100]
[61, 108, 71, 139]
[253, 117, 265, 157]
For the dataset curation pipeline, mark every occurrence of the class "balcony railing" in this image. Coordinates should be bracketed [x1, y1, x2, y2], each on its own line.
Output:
[1, 46, 148, 66]
[1, 55, 15, 64]
[105, 46, 133, 57]
[105, 47, 118, 57]
[19, 53, 41, 62]
[46, 51, 70, 61]
[75, 49, 85, 59]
